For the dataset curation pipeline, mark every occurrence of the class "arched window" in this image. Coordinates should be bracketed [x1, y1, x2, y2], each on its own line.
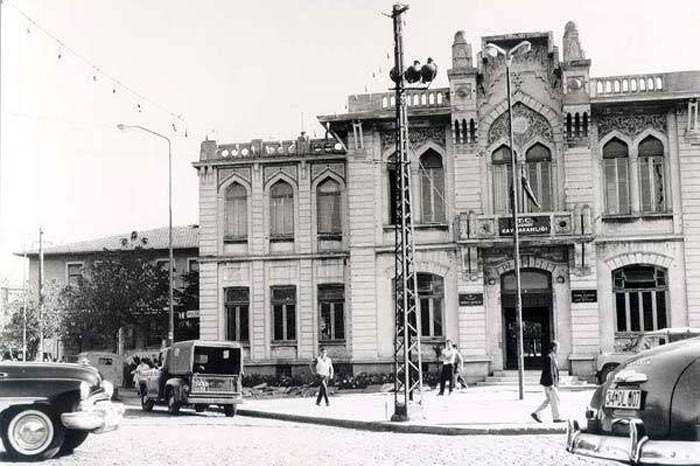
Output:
[524, 143, 552, 212]
[270, 181, 294, 239]
[492, 145, 513, 214]
[317, 178, 342, 236]
[419, 150, 445, 223]
[613, 265, 668, 332]
[417, 273, 444, 337]
[603, 138, 630, 214]
[225, 183, 247, 240]
[638, 136, 666, 213]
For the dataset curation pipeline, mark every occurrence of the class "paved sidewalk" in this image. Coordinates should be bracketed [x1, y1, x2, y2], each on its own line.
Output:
[237, 385, 597, 436]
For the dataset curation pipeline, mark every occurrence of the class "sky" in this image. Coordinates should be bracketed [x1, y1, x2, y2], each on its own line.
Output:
[1, 0, 699, 284]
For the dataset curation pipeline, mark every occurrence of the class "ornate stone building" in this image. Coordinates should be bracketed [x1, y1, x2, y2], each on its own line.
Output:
[195, 23, 700, 380]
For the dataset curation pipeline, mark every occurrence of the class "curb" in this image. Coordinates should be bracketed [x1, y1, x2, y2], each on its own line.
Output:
[236, 409, 567, 436]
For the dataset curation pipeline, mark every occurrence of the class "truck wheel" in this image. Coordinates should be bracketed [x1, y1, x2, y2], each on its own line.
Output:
[194, 404, 208, 413]
[58, 430, 89, 456]
[223, 405, 236, 417]
[1, 406, 65, 461]
[141, 392, 155, 412]
[167, 391, 181, 415]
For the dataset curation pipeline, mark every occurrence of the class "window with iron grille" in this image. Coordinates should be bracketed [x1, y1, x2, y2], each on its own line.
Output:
[318, 284, 344, 341]
[613, 265, 668, 333]
[270, 181, 294, 239]
[271, 286, 296, 342]
[603, 138, 631, 214]
[225, 183, 247, 240]
[638, 136, 666, 213]
[317, 179, 342, 237]
[225, 287, 249, 342]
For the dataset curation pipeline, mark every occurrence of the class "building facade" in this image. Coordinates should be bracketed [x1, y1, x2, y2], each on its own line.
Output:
[195, 24, 700, 380]
[21, 225, 200, 358]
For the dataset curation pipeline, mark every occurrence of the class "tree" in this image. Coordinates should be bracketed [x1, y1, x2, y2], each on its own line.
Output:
[174, 269, 199, 341]
[59, 232, 169, 352]
[1, 280, 63, 360]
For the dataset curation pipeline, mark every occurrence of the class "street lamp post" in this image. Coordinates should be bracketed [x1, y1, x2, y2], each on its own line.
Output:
[117, 124, 174, 347]
[485, 41, 531, 401]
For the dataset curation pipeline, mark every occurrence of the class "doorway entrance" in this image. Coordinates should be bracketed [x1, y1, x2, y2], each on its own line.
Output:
[501, 269, 553, 370]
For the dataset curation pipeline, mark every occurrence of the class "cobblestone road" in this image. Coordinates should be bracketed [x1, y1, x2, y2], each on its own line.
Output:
[1, 406, 620, 466]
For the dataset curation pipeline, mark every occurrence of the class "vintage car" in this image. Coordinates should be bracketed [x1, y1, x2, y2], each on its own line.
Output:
[0, 362, 124, 461]
[596, 327, 700, 383]
[78, 352, 124, 400]
[140, 340, 243, 416]
[567, 336, 700, 464]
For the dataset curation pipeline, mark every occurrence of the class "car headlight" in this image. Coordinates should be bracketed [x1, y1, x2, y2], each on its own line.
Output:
[79, 381, 91, 400]
[103, 381, 114, 399]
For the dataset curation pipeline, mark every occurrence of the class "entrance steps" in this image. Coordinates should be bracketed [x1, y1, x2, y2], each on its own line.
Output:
[476, 370, 588, 387]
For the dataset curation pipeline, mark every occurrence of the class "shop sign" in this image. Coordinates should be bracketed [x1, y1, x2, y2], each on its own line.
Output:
[572, 290, 597, 303]
[498, 216, 551, 236]
[459, 293, 483, 306]
[185, 310, 200, 319]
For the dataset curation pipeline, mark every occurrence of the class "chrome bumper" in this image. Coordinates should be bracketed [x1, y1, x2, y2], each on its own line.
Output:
[185, 394, 243, 405]
[567, 419, 700, 465]
[61, 393, 125, 433]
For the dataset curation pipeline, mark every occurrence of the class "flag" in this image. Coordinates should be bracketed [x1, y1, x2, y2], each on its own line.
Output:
[521, 166, 540, 209]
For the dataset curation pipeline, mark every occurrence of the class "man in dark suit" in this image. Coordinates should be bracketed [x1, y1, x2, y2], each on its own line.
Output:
[531, 340, 564, 423]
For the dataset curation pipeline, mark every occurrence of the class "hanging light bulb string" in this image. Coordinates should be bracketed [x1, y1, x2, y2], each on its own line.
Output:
[2, 0, 186, 129]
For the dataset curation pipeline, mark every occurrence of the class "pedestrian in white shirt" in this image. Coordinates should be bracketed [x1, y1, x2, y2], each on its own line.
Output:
[310, 347, 334, 406]
[438, 339, 456, 395]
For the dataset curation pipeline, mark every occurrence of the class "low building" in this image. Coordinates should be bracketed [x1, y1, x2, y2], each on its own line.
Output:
[21, 225, 200, 358]
[194, 23, 700, 381]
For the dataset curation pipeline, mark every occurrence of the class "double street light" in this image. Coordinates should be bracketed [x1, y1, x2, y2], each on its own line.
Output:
[116, 124, 174, 347]
[484, 40, 532, 401]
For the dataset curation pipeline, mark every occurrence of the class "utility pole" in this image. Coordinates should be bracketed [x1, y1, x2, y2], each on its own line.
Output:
[390, 3, 423, 422]
[38, 227, 44, 361]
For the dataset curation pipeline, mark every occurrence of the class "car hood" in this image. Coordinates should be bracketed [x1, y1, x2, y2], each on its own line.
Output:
[0, 362, 101, 387]
[595, 338, 700, 439]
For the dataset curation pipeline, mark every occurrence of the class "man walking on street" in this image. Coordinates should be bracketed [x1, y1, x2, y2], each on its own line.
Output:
[310, 347, 334, 406]
[531, 340, 564, 423]
[438, 339, 456, 395]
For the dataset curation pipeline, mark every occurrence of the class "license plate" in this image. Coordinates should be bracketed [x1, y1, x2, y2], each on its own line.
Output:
[605, 389, 642, 409]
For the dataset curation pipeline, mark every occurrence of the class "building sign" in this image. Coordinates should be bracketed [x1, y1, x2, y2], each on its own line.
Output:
[459, 293, 483, 306]
[185, 310, 200, 319]
[572, 290, 597, 303]
[498, 216, 551, 236]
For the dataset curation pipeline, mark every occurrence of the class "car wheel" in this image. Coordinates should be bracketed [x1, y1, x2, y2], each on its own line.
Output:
[223, 405, 236, 417]
[599, 364, 618, 385]
[141, 392, 155, 412]
[1, 406, 65, 461]
[57, 430, 89, 456]
[167, 390, 181, 415]
[194, 404, 208, 413]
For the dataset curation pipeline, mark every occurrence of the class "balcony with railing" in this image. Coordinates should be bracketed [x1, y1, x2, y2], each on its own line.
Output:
[455, 208, 594, 247]
[346, 88, 451, 113]
[590, 71, 700, 102]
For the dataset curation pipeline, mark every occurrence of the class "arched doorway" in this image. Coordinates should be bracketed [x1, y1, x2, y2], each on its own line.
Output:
[501, 269, 553, 369]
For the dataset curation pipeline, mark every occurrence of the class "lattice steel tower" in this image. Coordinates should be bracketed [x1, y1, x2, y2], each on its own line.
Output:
[390, 3, 424, 422]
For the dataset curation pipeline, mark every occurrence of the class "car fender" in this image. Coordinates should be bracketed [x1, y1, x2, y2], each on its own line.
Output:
[669, 358, 700, 440]
[164, 378, 187, 402]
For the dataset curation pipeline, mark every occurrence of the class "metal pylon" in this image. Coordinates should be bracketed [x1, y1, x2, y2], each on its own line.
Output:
[391, 3, 423, 422]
